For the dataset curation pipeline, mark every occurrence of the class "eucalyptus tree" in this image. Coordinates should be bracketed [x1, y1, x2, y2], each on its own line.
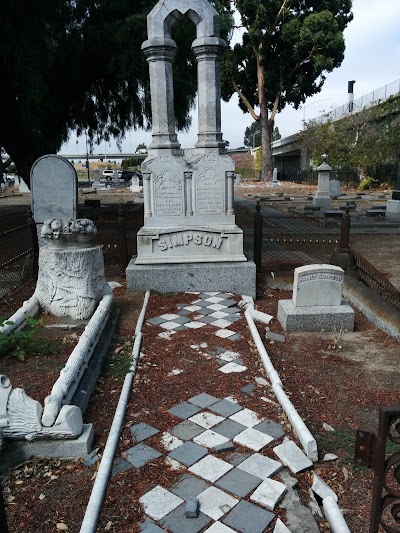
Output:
[222, 0, 353, 179]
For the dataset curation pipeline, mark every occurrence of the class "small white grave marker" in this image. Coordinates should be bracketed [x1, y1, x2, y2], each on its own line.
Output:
[293, 264, 344, 307]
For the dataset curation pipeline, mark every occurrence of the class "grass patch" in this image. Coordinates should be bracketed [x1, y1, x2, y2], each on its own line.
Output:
[102, 336, 133, 378]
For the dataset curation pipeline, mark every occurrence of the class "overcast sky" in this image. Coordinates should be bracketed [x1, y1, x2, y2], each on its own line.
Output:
[60, 0, 400, 155]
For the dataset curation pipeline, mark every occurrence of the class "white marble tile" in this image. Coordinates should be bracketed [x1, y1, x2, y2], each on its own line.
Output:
[229, 408, 263, 427]
[237, 453, 282, 480]
[185, 321, 207, 329]
[250, 478, 287, 510]
[233, 428, 274, 451]
[189, 412, 225, 429]
[160, 432, 184, 451]
[139, 485, 183, 520]
[189, 455, 233, 482]
[159, 314, 181, 320]
[159, 321, 181, 330]
[197, 486, 238, 520]
[215, 329, 236, 339]
[219, 363, 247, 374]
[194, 430, 230, 448]
[204, 522, 237, 533]
[211, 319, 233, 328]
[219, 350, 240, 361]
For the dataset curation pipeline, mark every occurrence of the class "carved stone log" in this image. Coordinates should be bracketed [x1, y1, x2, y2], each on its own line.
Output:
[34, 243, 111, 320]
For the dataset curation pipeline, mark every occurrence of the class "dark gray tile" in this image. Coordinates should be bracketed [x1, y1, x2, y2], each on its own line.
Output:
[130, 422, 159, 443]
[147, 316, 167, 325]
[188, 393, 220, 408]
[218, 299, 238, 307]
[222, 499, 274, 533]
[173, 316, 192, 324]
[197, 316, 218, 324]
[168, 441, 208, 467]
[123, 443, 162, 467]
[170, 420, 205, 440]
[191, 300, 212, 308]
[196, 307, 216, 316]
[216, 468, 262, 497]
[213, 419, 247, 439]
[170, 474, 210, 500]
[160, 503, 211, 533]
[168, 402, 202, 419]
[216, 293, 234, 300]
[177, 308, 192, 316]
[111, 457, 133, 476]
[241, 383, 256, 395]
[208, 346, 226, 355]
[226, 451, 253, 466]
[140, 518, 165, 532]
[222, 306, 242, 314]
[209, 399, 243, 417]
[227, 333, 241, 341]
[253, 419, 285, 439]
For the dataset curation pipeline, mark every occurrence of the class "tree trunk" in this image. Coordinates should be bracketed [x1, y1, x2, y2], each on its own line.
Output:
[257, 53, 273, 181]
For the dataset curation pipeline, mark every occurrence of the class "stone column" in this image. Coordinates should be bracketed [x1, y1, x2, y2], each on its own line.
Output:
[142, 38, 181, 151]
[226, 171, 234, 215]
[184, 172, 193, 216]
[143, 173, 152, 217]
[192, 37, 226, 150]
[313, 154, 332, 208]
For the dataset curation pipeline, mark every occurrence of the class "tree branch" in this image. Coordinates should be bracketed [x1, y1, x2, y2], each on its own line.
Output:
[232, 79, 260, 122]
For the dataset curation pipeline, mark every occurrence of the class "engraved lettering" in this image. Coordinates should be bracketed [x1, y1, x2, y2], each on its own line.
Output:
[158, 239, 168, 251]
[156, 231, 225, 252]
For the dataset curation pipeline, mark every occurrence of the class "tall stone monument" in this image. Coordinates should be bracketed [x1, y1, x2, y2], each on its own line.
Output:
[312, 154, 332, 208]
[126, 0, 256, 297]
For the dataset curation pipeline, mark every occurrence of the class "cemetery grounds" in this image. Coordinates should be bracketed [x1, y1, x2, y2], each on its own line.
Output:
[0, 183, 399, 532]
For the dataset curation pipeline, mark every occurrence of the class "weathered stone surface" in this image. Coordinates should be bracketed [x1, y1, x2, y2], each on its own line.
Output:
[292, 264, 344, 307]
[273, 440, 313, 474]
[31, 155, 77, 223]
[277, 299, 355, 332]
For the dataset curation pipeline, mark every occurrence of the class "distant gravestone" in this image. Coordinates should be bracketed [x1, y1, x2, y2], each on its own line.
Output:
[329, 179, 340, 197]
[31, 155, 77, 223]
[130, 176, 140, 193]
[277, 263, 354, 332]
[293, 264, 344, 307]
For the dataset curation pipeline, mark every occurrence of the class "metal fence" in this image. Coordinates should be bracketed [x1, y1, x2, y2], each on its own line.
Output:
[310, 77, 400, 125]
[350, 249, 400, 309]
[253, 205, 340, 272]
[282, 164, 398, 189]
[0, 212, 38, 302]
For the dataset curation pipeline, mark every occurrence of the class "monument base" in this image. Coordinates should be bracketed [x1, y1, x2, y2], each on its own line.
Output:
[277, 299, 354, 332]
[126, 256, 256, 298]
[312, 195, 332, 208]
[386, 199, 400, 216]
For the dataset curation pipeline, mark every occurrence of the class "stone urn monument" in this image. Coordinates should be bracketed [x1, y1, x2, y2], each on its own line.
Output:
[34, 218, 111, 320]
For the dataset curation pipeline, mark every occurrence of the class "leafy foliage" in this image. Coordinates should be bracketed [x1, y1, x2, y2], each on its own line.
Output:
[244, 121, 281, 147]
[0, 0, 232, 185]
[0, 316, 43, 361]
[300, 94, 400, 177]
[222, 0, 352, 179]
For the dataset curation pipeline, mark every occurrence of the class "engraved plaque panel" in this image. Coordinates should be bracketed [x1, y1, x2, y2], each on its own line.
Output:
[154, 169, 184, 216]
[196, 167, 225, 215]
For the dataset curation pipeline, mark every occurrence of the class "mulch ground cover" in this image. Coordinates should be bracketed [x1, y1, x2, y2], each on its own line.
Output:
[2, 280, 399, 532]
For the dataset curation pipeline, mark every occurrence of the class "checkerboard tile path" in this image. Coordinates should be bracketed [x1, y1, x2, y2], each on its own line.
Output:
[145, 292, 243, 340]
[113, 291, 320, 531]
[115, 391, 296, 531]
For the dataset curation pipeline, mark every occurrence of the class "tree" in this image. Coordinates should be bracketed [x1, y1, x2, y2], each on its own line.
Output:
[244, 121, 280, 147]
[222, 0, 353, 180]
[135, 143, 147, 153]
[300, 94, 400, 179]
[0, 0, 232, 186]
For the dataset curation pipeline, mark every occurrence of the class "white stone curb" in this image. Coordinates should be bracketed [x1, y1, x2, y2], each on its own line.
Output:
[79, 290, 150, 533]
[323, 495, 351, 532]
[244, 304, 318, 462]
[42, 293, 114, 427]
[0, 296, 40, 335]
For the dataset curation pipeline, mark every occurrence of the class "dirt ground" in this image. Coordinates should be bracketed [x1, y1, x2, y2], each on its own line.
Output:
[1, 182, 400, 532]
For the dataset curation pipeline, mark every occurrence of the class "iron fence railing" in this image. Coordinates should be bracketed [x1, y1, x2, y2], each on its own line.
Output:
[0, 220, 37, 302]
[253, 203, 340, 272]
[350, 249, 400, 309]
